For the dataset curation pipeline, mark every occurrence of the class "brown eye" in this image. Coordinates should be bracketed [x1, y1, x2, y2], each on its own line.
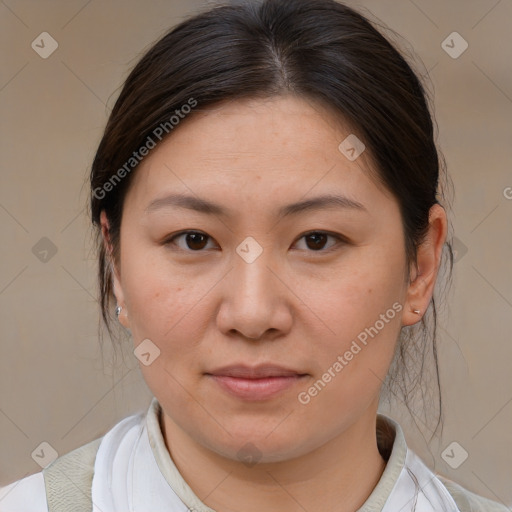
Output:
[165, 230, 345, 254]
[185, 232, 209, 250]
[294, 231, 343, 253]
[305, 232, 329, 251]
[167, 231, 214, 251]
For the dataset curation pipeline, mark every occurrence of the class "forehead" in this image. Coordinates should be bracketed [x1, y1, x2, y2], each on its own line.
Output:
[124, 95, 393, 215]
[162, 95, 355, 159]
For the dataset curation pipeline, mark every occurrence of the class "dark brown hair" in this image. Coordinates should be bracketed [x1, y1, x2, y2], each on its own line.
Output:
[89, 0, 454, 437]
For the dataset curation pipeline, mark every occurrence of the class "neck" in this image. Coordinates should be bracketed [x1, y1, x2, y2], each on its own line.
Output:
[161, 400, 387, 512]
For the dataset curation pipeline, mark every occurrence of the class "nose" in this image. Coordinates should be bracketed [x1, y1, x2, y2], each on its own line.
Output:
[215, 245, 293, 342]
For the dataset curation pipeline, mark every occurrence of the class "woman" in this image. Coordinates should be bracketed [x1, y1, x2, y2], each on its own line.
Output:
[0, 0, 508, 510]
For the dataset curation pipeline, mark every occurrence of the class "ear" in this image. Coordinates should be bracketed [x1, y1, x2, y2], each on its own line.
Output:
[402, 204, 448, 326]
[100, 210, 130, 329]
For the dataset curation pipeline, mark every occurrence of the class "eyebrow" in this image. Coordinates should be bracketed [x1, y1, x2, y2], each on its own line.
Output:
[144, 193, 367, 219]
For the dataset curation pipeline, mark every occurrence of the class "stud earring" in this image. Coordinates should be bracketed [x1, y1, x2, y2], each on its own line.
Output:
[115, 306, 122, 317]
[412, 308, 421, 315]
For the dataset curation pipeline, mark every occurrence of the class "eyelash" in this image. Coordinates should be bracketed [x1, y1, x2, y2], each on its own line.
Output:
[163, 230, 347, 254]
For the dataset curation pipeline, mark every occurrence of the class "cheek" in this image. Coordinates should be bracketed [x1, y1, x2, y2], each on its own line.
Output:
[312, 248, 405, 342]
[300, 246, 405, 404]
[120, 243, 208, 349]
[120, 251, 211, 412]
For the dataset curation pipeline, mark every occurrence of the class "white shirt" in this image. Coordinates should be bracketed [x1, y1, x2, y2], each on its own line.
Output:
[0, 397, 508, 511]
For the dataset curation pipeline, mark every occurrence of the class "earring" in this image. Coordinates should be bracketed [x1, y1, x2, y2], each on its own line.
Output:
[115, 306, 122, 317]
[412, 308, 421, 315]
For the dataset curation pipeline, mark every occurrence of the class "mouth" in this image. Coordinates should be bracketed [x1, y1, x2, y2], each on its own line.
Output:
[205, 364, 309, 401]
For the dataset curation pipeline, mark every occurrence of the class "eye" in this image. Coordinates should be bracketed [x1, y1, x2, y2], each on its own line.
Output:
[164, 230, 345, 253]
[165, 231, 216, 251]
[292, 231, 345, 253]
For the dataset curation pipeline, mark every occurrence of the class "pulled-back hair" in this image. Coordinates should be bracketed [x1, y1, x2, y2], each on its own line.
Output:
[89, 0, 454, 437]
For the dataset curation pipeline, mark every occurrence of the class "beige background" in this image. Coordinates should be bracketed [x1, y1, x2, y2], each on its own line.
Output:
[1, 0, 511, 506]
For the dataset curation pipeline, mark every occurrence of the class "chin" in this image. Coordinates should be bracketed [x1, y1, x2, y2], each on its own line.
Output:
[200, 420, 310, 463]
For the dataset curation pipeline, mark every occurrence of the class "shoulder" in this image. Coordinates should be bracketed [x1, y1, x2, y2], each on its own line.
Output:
[437, 475, 510, 512]
[0, 472, 48, 512]
[0, 438, 103, 512]
[377, 415, 510, 512]
[0, 409, 145, 512]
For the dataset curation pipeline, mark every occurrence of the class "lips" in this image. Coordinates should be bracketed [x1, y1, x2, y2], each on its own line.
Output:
[208, 364, 306, 379]
[205, 364, 308, 401]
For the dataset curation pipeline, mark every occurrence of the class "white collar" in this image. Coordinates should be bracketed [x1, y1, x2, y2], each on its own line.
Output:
[91, 397, 460, 512]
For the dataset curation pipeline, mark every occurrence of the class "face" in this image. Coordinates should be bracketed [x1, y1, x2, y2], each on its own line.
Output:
[104, 95, 415, 463]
